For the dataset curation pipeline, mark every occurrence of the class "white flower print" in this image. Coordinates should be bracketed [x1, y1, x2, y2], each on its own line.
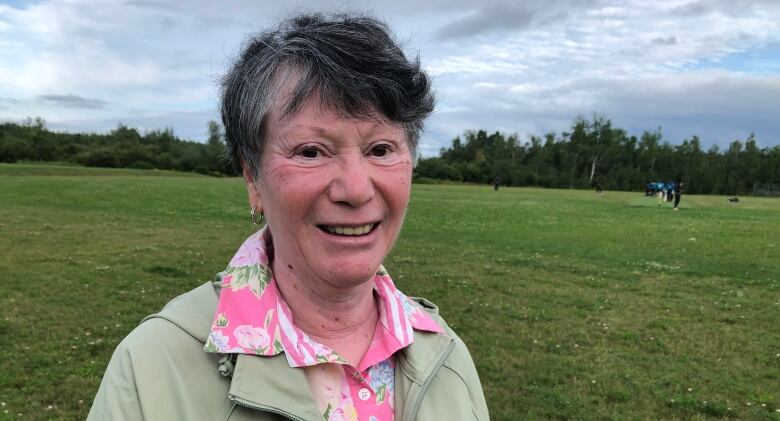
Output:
[233, 325, 271, 352]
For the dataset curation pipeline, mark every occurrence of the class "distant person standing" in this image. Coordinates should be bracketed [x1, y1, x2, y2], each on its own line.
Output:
[594, 180, 602, 194]
[673, 178, 684, 210]
[494, 176, 501, 191]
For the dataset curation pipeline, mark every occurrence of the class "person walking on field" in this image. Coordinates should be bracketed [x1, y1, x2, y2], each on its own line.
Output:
[594, 180, 603, 194]
[673, 178, 684, 211]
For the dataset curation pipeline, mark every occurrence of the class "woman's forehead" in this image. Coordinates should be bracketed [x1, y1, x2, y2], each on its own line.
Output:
[270, 95, 400, 134]
[273, 111, 403, 143]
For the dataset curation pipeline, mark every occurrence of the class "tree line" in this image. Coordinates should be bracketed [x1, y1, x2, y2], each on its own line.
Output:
[414, 115, 780, 195]
[0, 118, 236, 176]
[2, 115, 779, 195]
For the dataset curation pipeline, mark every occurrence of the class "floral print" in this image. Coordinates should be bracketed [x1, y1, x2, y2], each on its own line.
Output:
[222, 263, 270, 298]
[204, 331, 230, 353]
[205, 227, 443, 420]
[233, 325, 271, 353]
[368, 360, 394, 405]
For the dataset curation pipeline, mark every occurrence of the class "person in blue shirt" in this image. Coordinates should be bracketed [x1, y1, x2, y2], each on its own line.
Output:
[655, 181, 664, 205]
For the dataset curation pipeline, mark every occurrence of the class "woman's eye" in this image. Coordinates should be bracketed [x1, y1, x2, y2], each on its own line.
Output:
[370, 144, 391, 157]
[299, 147, 321, 159]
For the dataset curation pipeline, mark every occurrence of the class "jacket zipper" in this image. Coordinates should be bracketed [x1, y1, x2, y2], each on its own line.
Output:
[230, 395, 307, 421]
[402, 340, 456, 421]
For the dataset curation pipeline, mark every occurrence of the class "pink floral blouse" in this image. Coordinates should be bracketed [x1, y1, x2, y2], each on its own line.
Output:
[205, 228, 443, 421]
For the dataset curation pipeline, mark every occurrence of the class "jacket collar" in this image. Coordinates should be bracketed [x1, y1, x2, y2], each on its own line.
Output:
[227, 328, 455, 421]
[228, 353, 321, 420]
[144, 280, 455, 420]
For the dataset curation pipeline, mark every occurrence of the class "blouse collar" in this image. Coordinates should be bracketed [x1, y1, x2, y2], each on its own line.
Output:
[204, 227, 442, 369]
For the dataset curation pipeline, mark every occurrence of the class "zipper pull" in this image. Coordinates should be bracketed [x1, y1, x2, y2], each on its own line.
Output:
[218, 354, 236, 378]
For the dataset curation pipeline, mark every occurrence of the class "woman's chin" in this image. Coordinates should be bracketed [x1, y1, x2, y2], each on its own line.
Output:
[318, 264, 383, 290]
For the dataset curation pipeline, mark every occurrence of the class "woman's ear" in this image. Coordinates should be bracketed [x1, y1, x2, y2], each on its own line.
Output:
[243, 166, 262, 213]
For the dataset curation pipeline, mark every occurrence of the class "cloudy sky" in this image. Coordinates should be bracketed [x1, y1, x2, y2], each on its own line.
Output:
[1, 0, 779, 155]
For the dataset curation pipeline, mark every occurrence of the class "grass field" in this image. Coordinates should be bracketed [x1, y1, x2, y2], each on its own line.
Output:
[1, 163, 779, 420]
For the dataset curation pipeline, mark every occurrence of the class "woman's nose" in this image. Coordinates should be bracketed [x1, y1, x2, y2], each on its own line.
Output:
[328, 154, 375, 207]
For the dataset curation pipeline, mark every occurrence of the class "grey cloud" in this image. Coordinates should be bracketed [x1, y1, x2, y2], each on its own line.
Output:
[48, 109, 218, 142]
[435, 3, 536, 40]
[37, 94, 108, 109]
[652, 36, 677, 46]
[0, 97, 23, 112]
[672, 0, 780, 17]
[598, 75, 780, 145]
[122, 0, 181, 12]
[535, 10, 570, 26]
[420, 72, 780, 155]
[672, 1, 713, 16]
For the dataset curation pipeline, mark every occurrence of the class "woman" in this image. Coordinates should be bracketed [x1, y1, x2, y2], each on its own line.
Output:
[89, 13, 488, 421]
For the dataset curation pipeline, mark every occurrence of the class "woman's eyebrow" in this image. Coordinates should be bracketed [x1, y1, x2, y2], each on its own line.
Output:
[287, 125, 329, 137]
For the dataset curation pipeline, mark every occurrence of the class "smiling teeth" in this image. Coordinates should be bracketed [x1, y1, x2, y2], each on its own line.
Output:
[327, 224, 374, 235]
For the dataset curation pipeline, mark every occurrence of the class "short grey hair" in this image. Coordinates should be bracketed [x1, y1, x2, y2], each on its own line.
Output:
[221, 13, 435, 180]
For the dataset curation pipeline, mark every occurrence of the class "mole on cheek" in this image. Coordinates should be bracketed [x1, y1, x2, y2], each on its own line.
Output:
[288, 264, 293, 271]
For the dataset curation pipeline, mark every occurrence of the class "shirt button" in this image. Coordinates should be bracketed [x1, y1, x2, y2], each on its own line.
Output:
[358, 388, 371, 401]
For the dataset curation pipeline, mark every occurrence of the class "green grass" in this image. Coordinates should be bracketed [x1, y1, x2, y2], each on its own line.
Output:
[1, 163, 779, 420]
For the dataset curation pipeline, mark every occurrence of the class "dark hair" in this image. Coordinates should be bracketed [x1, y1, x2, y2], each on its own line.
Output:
[221, 13, 435, 180]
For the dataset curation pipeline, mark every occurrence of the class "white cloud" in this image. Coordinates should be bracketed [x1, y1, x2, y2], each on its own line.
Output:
[0, 0, 778, 149]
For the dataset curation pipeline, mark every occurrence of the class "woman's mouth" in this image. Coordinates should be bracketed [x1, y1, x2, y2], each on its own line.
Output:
[318, 223, 377, 236]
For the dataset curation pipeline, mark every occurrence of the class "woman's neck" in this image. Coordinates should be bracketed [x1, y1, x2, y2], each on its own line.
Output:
[272, 261, 379, 366]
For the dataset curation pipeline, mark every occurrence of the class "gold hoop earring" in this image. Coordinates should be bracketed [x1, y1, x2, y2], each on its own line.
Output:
[250, 207, 265, 225]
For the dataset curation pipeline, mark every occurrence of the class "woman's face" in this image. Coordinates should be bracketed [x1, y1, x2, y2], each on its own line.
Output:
[245, 97, 413, 290]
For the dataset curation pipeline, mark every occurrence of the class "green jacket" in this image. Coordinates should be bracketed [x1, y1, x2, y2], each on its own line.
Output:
[88, 280, 490, 420]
